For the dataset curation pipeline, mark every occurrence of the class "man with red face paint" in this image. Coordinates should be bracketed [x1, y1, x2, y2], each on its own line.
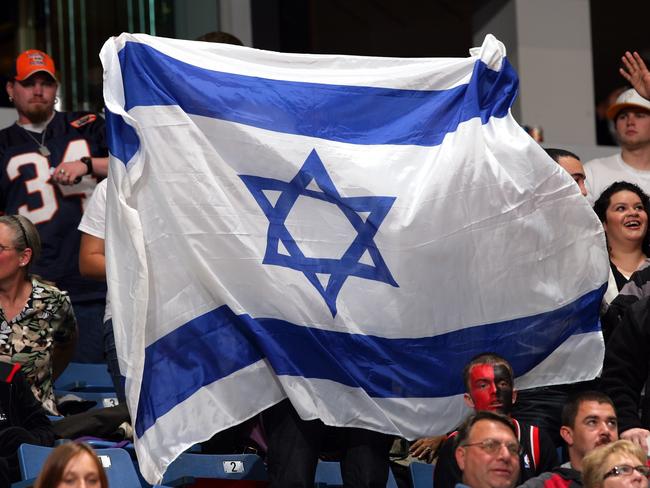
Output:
[464, 362, 516, 413]
[433, 353, 558, 488]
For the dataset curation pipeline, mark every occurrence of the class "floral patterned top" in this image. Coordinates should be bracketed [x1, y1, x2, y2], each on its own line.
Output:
[0, 277, 77, 415]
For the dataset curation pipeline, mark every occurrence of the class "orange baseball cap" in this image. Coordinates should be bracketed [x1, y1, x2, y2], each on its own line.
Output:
[13, 49, 57, 82]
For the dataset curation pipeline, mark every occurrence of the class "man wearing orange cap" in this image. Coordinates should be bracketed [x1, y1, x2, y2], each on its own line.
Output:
[584, 83, 650, 204]
[0, 49, 109, 362]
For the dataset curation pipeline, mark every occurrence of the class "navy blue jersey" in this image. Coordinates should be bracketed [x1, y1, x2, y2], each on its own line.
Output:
[0, 111, 107, 302]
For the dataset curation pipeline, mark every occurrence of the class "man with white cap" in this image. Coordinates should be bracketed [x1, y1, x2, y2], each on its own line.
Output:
[0, 49, 108, 362]
[584, 85, 650, 204]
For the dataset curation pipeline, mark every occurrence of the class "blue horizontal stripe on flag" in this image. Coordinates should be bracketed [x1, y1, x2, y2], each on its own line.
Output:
[135, 284, 604, 437]
[116, 42, 518, 148]
[105, 109, 140, 165]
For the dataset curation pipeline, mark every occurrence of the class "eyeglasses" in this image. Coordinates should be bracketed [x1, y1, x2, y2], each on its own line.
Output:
[603, 465, 650, 480]
[462, 439, 522, 456]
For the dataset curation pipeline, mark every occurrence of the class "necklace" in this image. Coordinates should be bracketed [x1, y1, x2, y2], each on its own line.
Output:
[22, 127, 50, 157]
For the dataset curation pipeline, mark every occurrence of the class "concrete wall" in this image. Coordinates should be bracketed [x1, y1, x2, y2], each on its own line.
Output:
[474, 0, 596, 146]
[219, 0, 253, 47]
[0, 108, 15, 130]
[173, 0, 252, 46]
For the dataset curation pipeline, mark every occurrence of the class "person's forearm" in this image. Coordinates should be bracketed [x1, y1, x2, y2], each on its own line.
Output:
[79, 252, 106, 280]
[52, 156, 109, 185]
[89, 157, 109, 177]
[79, 233, 106, 281]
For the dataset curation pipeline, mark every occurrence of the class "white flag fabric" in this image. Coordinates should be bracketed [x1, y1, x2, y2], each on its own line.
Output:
[100, 33, 608, 483]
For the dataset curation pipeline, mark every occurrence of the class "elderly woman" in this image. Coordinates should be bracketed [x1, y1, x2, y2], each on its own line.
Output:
[34, 442, 108, 488]
[0, 215, 76, 415]
[582, 440, 649, 488]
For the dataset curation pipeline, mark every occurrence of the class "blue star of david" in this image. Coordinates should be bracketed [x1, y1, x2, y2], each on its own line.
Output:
[239, 149, 398, 317]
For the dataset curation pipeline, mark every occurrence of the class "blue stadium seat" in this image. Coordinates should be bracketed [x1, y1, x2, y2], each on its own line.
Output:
[161, 452, 268, 486]
[409, 461, 433, 488]
[314, 460, 399, 487]
[315, 461, 343, 487]
[84, 439, 136, 456]
[54, 362, 114, 392]
[12, 443, 154, 488]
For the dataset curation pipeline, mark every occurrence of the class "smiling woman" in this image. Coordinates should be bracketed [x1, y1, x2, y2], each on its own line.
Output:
[593, 181, 650, 307]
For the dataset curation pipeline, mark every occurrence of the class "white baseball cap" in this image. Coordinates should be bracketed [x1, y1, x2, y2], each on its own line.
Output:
[607, 88, 650, 119]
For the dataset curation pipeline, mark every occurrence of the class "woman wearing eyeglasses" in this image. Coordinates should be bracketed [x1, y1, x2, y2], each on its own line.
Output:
[582, 440, 649, 488]
[0, 215, 77, 416]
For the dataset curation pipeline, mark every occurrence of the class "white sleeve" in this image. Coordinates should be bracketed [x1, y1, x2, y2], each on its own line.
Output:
[78, 178, 107, 239]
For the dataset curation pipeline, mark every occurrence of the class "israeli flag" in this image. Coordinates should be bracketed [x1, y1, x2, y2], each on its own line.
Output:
[100, 33, 608, 483]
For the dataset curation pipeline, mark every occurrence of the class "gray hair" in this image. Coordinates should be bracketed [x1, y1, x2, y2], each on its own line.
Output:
[0, 215, 41, 271]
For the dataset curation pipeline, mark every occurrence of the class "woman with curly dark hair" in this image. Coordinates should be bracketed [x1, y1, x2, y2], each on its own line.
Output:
[593, 181, 650, 304]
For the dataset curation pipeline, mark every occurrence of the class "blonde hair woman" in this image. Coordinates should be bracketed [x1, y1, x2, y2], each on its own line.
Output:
[582, 440, 649, 488]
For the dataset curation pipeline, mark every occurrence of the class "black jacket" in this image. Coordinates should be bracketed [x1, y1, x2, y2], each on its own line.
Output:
[0, 361, 55, 487]
[601, 296, 650, 432]
[601, 265, 650, 343]
[0, 360, 55, 453]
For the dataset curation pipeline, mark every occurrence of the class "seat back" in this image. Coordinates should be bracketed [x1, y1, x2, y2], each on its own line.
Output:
[54, 362, 115, 392]
[315, 461, 343, 486]
[18, 443, 142, 488]
[314, 460, 398, 487]
[162, 452, 268, 484]
[409, 461, 434, 488]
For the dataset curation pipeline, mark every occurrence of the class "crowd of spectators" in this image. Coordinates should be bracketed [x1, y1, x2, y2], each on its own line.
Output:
[0, 35, 649, 488]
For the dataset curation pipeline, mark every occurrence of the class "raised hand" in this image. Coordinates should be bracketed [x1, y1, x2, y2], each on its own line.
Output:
[620, 51, 650, 100]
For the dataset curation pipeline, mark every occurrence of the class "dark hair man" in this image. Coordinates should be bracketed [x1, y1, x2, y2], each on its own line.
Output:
[545, 148, 587, 197]
[454, 411, 521, 488]
[433, 353, 557, 488]
[518, 391, 618, 488]
[0, 49, 109, 362]
[195, 31, 244, 45]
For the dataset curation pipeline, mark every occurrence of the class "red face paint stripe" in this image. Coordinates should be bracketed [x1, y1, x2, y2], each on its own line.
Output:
[468, 363, 496, 411]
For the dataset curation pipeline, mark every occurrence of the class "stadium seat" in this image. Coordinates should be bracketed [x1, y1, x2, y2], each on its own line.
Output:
[314, 460, 399, 487]
[83, 439, 136, 455]
[161, 452, 268, 486]
[54, 362, 115, 392]
[12, 443, 156, 488]
[314, 461, 343, 487]
[409, 461, 433, 488]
